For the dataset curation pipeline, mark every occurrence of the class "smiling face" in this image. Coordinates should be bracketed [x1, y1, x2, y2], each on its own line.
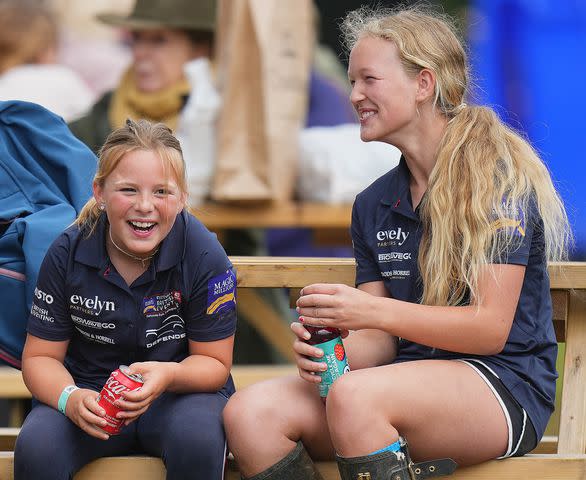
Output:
[348, 35, 420, 145]
[130, 28, 202, 92]
[93, 149, 186, 260]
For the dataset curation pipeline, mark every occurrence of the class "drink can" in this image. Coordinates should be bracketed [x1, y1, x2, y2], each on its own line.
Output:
[304, 326, 350, 398]
[96, 365, 144, 435]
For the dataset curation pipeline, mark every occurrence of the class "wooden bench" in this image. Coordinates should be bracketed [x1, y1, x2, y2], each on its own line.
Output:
[0, 258, 584, 479]
[191, 202, 353, 245]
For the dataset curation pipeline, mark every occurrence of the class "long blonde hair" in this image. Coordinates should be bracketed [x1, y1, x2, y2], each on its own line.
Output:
[342, 6, 571, 306]
[76, 119, 188, 235]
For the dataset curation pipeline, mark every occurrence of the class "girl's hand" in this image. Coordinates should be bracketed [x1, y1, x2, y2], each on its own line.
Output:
[290, 322, 330, 385]
[296, 283, 377, 332]
[114, 361, 176, 425]
[65, 388, 110, 440]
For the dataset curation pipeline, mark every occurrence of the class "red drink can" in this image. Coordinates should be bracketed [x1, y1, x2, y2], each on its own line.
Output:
[96, 365, 144, 435]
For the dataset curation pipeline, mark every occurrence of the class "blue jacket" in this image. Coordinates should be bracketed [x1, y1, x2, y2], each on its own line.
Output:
[0, 101, 96, 367]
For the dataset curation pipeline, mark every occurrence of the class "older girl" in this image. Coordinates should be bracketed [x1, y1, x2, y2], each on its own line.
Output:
[223, 6, 570, 480]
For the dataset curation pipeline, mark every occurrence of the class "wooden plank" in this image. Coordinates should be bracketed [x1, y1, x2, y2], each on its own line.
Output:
[226, 454, 586, 480]
[0, 428, 19, 451]
[2, 449, 586, 479]
[75, 457, 166, 480]
[190, 203, 353, 229]
[231, 256, 356, 288]
[2, 453, 586, 480]
[448, 455, 586, 479]
[0, 368, 28, 398]
[558, 290, 586, 454]
[230, 258, 586, 290]
[548, 262, 586, 290]
[0, 452, 13, 480]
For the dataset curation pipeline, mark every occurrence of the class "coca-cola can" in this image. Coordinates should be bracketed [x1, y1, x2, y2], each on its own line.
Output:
[96, 365, 144, 435]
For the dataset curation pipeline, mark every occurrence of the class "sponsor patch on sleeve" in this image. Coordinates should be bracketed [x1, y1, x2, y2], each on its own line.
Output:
[492, 200, 526, 237]
[206, 269, 237, 315]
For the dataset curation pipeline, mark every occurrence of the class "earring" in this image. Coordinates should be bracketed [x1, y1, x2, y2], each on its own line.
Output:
[99, 203, 106, 211]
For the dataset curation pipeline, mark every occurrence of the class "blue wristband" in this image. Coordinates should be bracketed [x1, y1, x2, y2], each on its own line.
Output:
[57, 385, 79, 415]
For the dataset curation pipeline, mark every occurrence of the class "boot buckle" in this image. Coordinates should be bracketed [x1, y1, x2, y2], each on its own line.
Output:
[407, 458, 457, 480]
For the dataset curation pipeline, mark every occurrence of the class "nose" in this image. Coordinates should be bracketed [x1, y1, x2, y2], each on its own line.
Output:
[349, 83, 365, 106]
[135, 192, 154, 212]
[132, 41, 149, 62]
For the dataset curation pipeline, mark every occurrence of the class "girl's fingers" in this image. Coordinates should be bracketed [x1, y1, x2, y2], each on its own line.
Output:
[115, 396, 152, 412]
[298, 368, 323, 384]
[292, 339, 325, 359]
[297, 307, 335, 321]
[118, 404, 149, 420]
[84, 395, 105, 417]
[79, 417, 109, 440]
[295, 355, 327, 374]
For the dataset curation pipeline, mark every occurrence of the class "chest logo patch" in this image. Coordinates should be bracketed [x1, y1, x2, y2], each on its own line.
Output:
[142, 291, 182, 318]
[207, 269, 237, 315]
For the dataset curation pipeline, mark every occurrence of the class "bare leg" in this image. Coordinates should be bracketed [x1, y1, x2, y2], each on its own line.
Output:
[326, 359, 509, 465]
[223, 375, 335, 477]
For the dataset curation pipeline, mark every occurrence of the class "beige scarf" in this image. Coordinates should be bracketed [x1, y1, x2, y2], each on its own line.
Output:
[109, 67, 191, 131]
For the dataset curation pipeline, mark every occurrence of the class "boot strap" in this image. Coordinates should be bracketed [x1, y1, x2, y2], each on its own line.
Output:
[408, 458, 457, 480]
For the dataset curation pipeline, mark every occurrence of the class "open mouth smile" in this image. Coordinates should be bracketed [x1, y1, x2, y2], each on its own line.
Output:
[128, 221, 156, 232]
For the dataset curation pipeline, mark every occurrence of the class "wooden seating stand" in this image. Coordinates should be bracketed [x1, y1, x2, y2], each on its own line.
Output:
[0, 258, 585, 479]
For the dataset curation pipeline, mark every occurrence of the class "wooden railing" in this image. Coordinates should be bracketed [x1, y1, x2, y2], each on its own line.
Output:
[1, 259, 585, 480]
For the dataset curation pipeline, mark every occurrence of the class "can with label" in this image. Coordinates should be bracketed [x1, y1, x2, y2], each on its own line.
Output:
[304, 326, 350, 398]
[96, 365, 144, 435]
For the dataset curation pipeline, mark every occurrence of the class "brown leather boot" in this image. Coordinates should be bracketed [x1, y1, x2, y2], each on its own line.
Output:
[244, 442, 324, 480]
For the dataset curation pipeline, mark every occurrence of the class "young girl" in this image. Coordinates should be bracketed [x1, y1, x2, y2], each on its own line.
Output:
[15, 119, 236, 480]
[223, 6, 571, 480]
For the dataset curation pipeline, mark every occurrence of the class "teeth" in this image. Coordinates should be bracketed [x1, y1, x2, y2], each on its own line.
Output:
[360, 111, 375, 120]
[130, 221, 155, 228]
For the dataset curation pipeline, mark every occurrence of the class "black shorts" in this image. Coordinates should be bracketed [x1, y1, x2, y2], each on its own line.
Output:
[459, 359, 538, 457]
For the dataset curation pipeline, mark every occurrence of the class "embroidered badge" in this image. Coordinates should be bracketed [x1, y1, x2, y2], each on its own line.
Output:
[206, 269, 237, 315]
[142, 291, 182, 318]
[492, 199, 526, 237]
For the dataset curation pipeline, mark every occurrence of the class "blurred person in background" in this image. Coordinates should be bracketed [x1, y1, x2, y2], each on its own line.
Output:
[68, 0, 214, 154]
[49, 0, 133, 97]
[0, 0, 94, 122]
[70, 0, 289, 365]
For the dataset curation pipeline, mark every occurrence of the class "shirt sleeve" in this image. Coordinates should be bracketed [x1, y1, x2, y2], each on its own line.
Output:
[492, 197, 539, 266]
[351, 199, 383, 286]
[184, 238, 237, 342]
[27, 235, 73, 341]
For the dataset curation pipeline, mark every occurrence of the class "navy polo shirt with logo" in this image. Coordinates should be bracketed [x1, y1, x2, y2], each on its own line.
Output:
[27, 210, 237, 397]
[351, 157, 557, 438]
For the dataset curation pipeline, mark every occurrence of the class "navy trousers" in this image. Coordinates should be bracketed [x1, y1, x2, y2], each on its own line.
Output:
[14, 391, 229, 480]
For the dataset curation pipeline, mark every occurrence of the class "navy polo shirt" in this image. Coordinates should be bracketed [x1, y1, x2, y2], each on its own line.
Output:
[27, 210, 237, 397]
[351, 157, 557, 438]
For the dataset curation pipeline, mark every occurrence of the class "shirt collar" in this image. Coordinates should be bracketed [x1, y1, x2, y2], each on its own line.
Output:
[74, 210, 187, 271]
[381, 155, 420, 220]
